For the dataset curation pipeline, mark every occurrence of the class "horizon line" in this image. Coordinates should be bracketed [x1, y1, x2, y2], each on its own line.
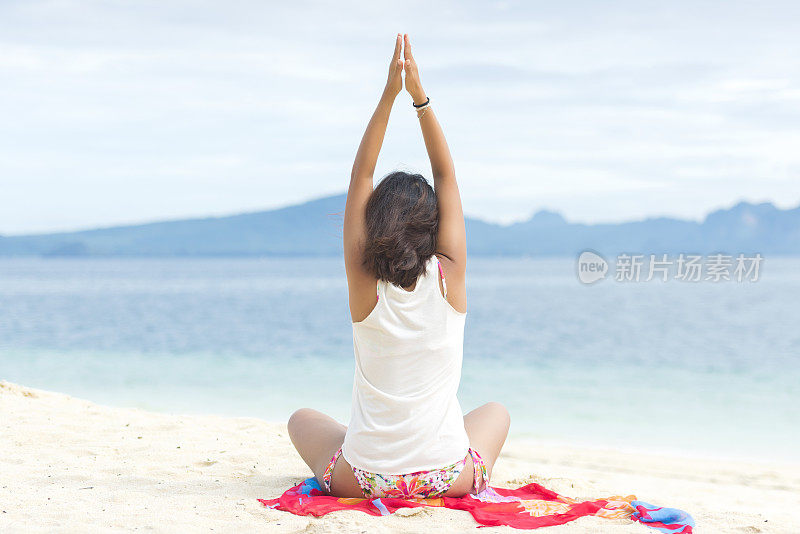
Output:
[1, 191, 796, 238]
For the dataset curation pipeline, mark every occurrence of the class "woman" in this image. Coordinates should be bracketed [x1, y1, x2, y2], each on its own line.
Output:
[288, 34, 510, 499]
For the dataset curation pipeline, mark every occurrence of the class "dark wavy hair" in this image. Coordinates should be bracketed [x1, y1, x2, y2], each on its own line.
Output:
[362, 171, 439, 289]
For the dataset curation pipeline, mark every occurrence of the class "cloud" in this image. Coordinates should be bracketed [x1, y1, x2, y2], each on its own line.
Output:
[0, 0, 799, 233]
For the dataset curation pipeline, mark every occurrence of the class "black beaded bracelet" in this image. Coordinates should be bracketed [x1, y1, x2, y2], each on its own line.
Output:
[412, 96, 430, 108]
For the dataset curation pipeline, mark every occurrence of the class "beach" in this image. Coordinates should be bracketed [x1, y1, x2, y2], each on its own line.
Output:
[2, 380, 797, 533]
[3, 2, 800, 532]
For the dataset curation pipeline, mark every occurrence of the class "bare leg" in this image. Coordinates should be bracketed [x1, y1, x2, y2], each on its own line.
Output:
[286, 408, 363, 497]
[463, 401, 511, 481]
[443, 401, 511, 497]
[288, 403, 510, 499]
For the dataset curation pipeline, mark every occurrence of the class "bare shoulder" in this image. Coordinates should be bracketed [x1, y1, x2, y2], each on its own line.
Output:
[434, 251, 467, 313]
[434, 251, 465, 277]
[346, 263, 379, 323]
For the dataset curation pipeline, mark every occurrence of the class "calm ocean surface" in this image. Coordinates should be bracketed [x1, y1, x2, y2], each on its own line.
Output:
[1, 257, 798, 460]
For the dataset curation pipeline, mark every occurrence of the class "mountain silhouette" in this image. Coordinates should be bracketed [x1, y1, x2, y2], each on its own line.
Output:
[1, 194, 798, 257]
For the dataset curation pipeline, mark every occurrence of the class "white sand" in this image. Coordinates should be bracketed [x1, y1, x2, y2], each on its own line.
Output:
[1, 380, 798, 533]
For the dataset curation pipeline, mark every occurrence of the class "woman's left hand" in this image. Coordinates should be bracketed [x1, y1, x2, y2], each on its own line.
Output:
[402, 34, 426, 105]
[384, 34, 404, 98]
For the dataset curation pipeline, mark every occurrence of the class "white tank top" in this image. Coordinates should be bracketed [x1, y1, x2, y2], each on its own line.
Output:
[341, 254, 471, 474]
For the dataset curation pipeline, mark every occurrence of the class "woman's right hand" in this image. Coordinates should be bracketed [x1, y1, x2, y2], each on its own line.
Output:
[402, 34, 427, 105]
[384, 34, 404, 99]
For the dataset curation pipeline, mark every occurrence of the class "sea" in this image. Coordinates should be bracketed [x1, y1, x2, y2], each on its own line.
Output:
[1, 257, 798, 461]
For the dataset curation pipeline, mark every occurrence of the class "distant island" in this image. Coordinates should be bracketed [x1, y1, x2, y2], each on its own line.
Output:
[1, 193, 798, 257]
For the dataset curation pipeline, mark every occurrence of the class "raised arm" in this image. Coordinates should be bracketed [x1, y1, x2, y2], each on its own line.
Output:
[343, 34, 404, 321]
[403, 34, 467, 310]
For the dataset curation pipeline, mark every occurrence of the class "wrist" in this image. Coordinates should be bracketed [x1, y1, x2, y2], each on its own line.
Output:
[410, 89, 427, 106]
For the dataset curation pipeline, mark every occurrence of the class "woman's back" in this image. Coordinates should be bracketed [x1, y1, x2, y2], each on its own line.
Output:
[341, 254, 471, 474]
[288, 34, 509, 501]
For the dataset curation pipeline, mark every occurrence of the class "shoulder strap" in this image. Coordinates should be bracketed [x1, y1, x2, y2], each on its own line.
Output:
[437, 258, 447, 299]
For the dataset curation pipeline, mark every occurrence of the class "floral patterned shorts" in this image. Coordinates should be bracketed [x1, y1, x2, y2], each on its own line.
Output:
[322, 447, 488, 499]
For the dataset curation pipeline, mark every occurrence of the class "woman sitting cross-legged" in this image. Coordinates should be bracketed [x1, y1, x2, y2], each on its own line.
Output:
[287, 33, 510, 499]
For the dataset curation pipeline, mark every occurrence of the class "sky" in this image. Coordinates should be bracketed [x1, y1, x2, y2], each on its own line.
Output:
[1, 0, 799, 234]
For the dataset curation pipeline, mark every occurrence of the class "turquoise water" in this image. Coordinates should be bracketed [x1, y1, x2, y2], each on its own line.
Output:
[1, 257, 798, 460]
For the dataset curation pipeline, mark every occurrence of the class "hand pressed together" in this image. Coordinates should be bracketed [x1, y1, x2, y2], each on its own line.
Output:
[383, 33, 426, 105]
